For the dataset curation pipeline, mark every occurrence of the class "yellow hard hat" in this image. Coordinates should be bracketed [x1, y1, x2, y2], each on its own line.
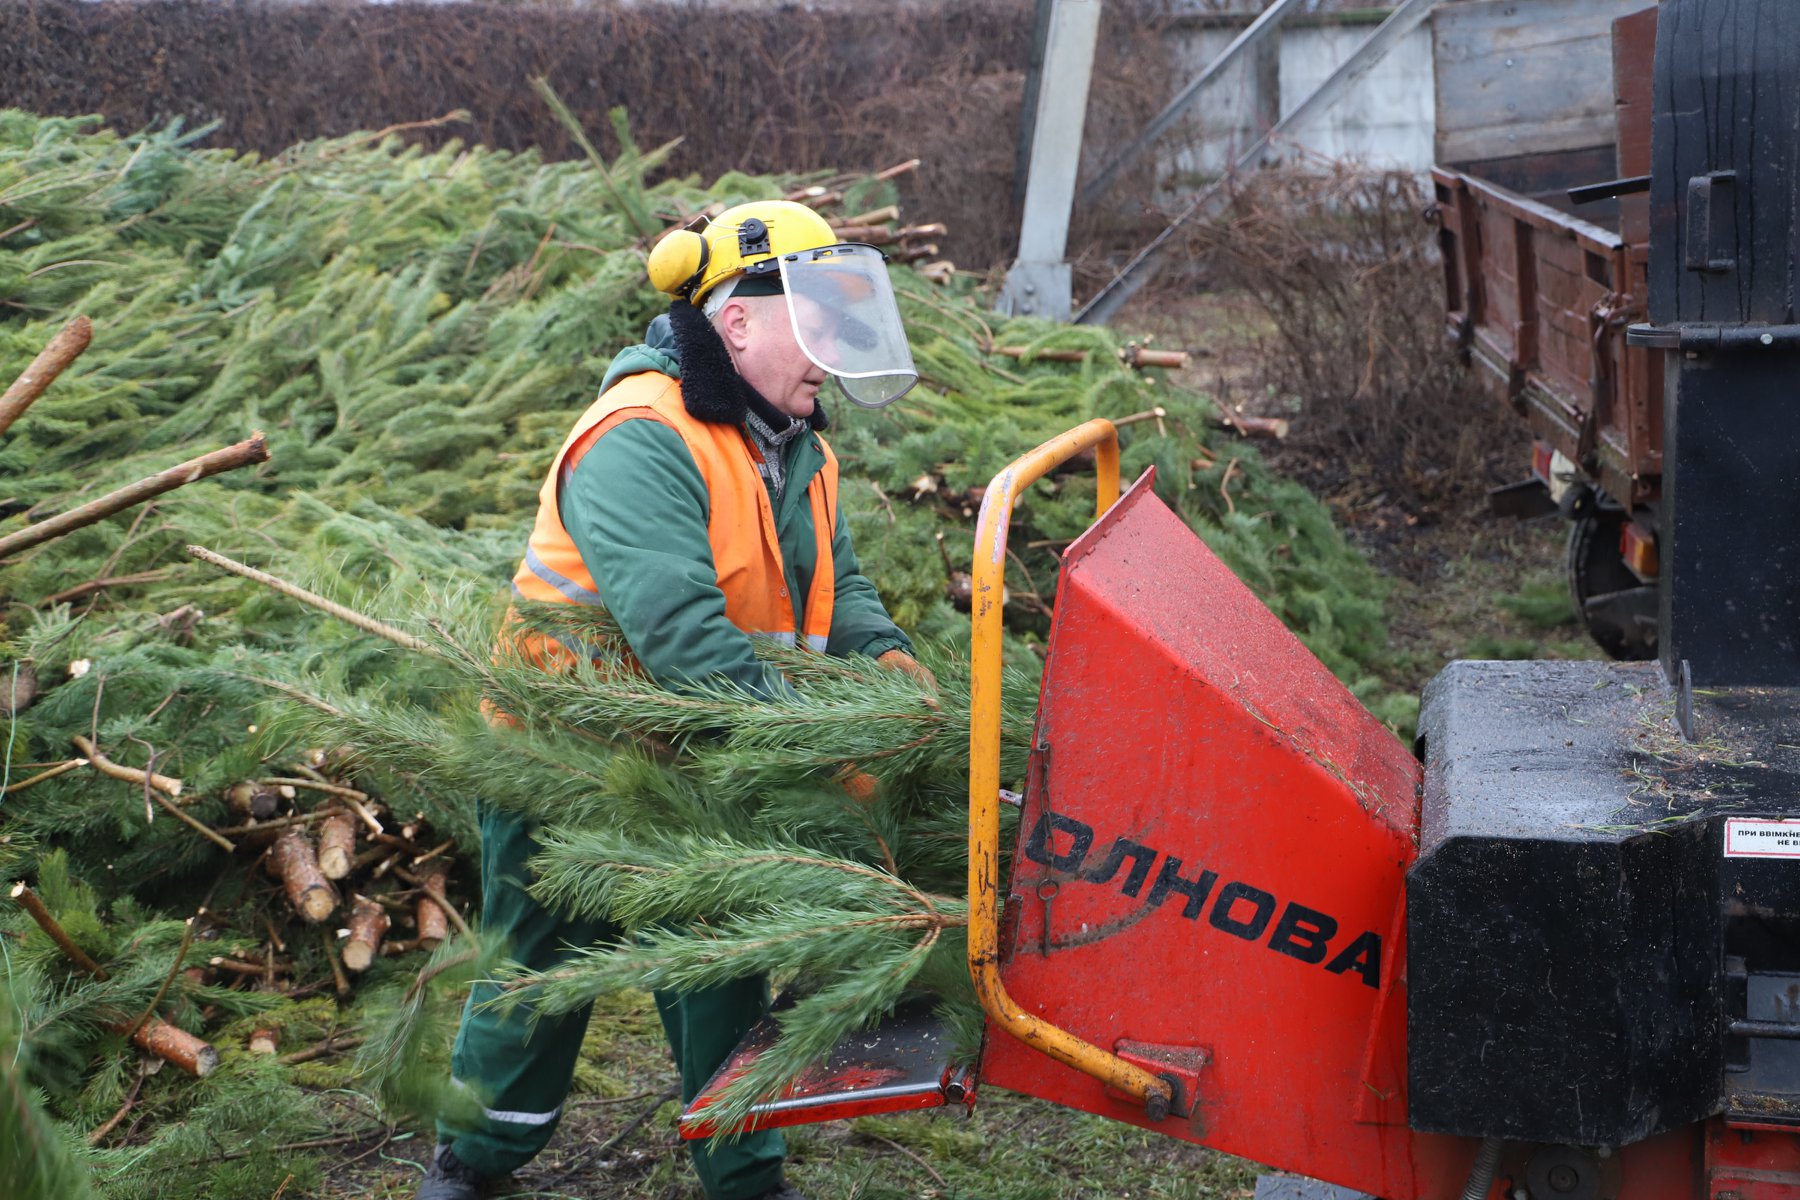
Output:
[647, 199, 839, 306]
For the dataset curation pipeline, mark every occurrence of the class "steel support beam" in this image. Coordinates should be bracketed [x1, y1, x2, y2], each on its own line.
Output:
[1076, 0, 1440, 326]
[1079, 0, 1308, 209]
[999, 0, 1104, 321]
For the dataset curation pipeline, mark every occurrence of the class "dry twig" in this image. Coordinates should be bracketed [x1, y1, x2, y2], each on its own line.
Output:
[0, 435, 269, 559]
[0, 315, 91, 439]
[11, 881, 108, 977]
[185, 544, 435, 655]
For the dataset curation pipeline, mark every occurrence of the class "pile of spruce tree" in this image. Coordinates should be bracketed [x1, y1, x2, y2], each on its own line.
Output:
[0, 104, 1397, 1197]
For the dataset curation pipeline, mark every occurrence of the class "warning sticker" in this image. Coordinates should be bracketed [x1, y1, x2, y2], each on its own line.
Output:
[1724, 818, 1800, 858]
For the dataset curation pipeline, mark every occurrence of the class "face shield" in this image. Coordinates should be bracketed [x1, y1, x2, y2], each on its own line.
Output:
[776, 244, 918, 408]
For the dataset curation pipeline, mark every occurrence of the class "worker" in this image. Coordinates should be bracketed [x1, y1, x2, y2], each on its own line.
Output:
[415, 200, 931, 1200]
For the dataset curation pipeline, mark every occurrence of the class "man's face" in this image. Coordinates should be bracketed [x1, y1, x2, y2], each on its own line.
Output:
[717, 293, 833, 419]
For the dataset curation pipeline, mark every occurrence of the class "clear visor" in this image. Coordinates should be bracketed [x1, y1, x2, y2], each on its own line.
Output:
[777, 244, 918, 408]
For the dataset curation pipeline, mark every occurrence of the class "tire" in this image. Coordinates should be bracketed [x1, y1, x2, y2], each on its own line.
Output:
[1567, 504, 1658, 660]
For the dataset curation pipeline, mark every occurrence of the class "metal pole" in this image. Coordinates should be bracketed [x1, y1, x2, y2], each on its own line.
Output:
[999, 0, 1105, 321]
[1013, 0, 1059, 215]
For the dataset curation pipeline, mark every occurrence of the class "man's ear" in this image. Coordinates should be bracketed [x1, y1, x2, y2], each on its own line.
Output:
[714, 298, 754, 352]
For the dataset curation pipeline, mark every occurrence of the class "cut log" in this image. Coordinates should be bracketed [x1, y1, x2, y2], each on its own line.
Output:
[317, 810, 356, 880]
[826, 223, 893, 245]
[248, 1027, 280, 1056]
[873, 158, 920, 182]
[341, 896, 391, 972]
[1120, 345, 1191, 371]
[269, 830, 338, 922]
[416, 868, 450, 950]
[129, 1018, 218, 1077]
[226, 782, 281, 821]
[2, 660, 37, 717]
[1217, 411, 1291, 440]
[917, 260, 955, 286]
[841, 203, 899, 227]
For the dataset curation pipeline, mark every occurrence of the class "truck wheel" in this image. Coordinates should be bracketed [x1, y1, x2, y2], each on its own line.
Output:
[1567, 508, 1657, 660]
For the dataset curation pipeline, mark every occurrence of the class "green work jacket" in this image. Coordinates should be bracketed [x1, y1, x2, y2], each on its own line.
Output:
[559, 316, 912, 701]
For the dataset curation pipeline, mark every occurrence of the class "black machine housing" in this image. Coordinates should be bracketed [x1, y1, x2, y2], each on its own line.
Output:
[1407, 0, 1800, 1149]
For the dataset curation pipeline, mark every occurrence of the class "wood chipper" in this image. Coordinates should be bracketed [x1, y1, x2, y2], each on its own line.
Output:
[685, 3, 1800, 1198]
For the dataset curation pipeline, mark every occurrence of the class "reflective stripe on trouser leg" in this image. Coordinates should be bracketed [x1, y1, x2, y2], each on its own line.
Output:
[438, 801, 610, 1178]
[655, 979, 786, 1200]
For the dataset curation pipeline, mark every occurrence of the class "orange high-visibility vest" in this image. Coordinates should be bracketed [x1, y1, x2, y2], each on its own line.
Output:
[510, 370, 838, 668]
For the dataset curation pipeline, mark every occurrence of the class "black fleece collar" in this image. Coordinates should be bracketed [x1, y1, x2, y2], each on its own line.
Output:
[667, 298, 830, 433]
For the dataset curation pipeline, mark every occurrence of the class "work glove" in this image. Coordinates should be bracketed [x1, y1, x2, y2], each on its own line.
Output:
[877, 648, 937, 692]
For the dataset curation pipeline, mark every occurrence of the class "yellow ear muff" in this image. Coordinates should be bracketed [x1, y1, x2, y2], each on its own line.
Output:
[647, 229, 709, 298]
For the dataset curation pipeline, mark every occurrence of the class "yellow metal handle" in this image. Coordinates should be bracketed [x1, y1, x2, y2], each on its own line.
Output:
[966, 419, 1174, 1114]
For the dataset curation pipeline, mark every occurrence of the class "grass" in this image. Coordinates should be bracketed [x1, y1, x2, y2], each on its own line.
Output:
[1496, 581, 1580, 631]
[322, 987, 1265, 1199]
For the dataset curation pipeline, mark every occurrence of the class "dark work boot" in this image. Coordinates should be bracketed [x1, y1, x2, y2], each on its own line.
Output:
[754, 1184, 809, 1200]
[414, 1144, 495, 1200]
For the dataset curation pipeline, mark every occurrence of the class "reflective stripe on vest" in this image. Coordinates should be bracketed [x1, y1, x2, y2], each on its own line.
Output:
[510, 371, 838, 664]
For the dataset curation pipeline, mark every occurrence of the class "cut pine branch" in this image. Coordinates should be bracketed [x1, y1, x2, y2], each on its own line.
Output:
[39, 568, 176, 607]
[74, 735, 236, 853]
[269, 830, 339, 922]
[0, 314, 91, 439]
[342, 896, 391, 972]
[842, 204, 899, 227]
[986, 343, 1190, 371]
[226, 781, 282, 821]
[257, 777, 384, 836]
[317, 809, 356, 880]
[826, 223, 893, 244]
[874, 158, 921, 182]
[128, 1018, 218, 1077]
[411, 867, 451, 949]
[0, 757, 81, 796]
[11, 881, 109, 977]
[397, 863, 471, 939]
[1217, 410, 1291, 439]
[186, 545, 435, 655]
[71, 734, 182, 798]
[0, 434, 270, 560]
[279, 1033, 365, 1066]
[11, 884, 222, 1075]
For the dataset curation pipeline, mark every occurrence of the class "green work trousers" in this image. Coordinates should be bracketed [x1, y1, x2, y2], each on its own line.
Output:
[438, 802, 786, 1200]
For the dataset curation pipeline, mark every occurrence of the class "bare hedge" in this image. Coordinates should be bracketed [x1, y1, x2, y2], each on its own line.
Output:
[0, 0, 1176, 273]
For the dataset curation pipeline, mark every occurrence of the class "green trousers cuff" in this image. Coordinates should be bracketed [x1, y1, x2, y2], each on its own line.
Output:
[436, 801, 785, 1198]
